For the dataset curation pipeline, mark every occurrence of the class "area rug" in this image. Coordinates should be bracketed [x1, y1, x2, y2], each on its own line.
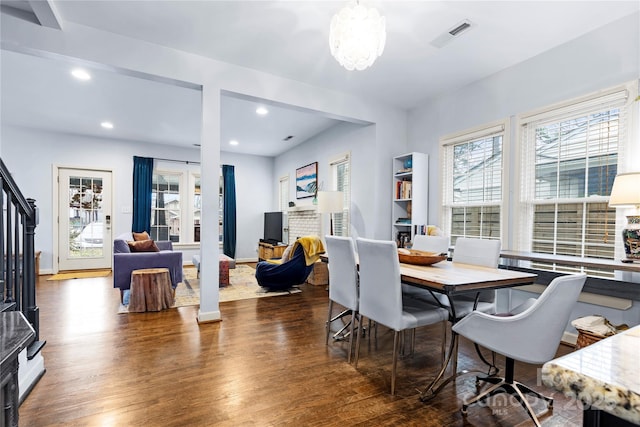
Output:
[118, 264, 300, 313]
[48, 269, 112, 280]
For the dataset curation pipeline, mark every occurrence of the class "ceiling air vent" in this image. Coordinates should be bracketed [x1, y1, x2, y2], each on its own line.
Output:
[430, 19, 474, 48]
[283, 135, 294, 141]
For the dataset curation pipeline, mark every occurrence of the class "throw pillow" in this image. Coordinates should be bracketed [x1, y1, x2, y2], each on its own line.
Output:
[127, 239, 160, 252]
[132, 231, 150, 241]
[281, 244, 293, 261]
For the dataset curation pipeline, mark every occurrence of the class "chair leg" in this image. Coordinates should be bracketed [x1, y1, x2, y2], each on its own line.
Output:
[462, 357, 551, 427]
[391, 330, 400, 396]
[325, 300, 334, 345]
[354, 315, 364, 368]
[440, 321, 447, 367]
[347, 311, 357, 363]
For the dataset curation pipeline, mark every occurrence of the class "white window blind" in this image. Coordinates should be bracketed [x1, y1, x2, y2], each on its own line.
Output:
[517, 85, 631, 276]
[441, 123, 505, 245]
[330, 153, 350, 237]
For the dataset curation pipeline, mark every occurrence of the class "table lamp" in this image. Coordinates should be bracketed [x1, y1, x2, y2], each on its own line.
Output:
[317, 191, 344, 235]
[608, 172, 640, 262]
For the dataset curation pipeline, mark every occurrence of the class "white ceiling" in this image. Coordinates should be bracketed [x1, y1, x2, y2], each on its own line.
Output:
[1, 1, 639, 156]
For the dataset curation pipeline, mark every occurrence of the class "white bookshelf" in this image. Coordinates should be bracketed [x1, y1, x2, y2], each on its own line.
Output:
[392, 152, 428, 247]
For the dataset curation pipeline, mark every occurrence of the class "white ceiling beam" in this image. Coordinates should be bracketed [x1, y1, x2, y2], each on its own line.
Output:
[28, 0, 63, 30]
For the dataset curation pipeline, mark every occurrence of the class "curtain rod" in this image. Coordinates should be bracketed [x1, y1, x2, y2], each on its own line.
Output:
[154, 157, 200, 165]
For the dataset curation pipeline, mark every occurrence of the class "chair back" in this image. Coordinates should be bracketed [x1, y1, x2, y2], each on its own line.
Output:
[356, 238, 403, 331]
[511, 273, 587, 362]
[412, 235, 449, 254]
[325, 236, 358, 311]
[452, 237, 501, 267]
[452, 237, 501, 303]
[452, 273, 587, 364]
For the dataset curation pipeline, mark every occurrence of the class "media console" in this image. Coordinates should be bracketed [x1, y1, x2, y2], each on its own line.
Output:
[258, 241, 287, 261]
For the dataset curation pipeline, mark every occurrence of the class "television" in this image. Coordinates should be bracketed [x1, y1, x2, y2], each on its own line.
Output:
[263, 212, 283, 244]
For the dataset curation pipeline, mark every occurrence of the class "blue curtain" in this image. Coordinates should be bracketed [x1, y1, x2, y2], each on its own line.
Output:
[132, 156, 153, 233]
[222, 164, 237, 258]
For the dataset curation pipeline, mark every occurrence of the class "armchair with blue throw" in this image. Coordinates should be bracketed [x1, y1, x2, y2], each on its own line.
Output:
[255, 235, 325, 291]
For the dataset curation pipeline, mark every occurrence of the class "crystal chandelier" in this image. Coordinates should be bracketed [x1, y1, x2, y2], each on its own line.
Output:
[329, 1, 386, 71]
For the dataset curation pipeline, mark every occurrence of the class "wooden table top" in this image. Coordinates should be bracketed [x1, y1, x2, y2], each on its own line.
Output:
[399, 261, 537, 295]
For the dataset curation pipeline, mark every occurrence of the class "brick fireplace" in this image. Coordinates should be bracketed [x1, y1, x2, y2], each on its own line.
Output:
[286, 207, 321, 244]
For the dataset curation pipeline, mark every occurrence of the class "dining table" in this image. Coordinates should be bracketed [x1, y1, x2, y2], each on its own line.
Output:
[398, 260, 538, 401]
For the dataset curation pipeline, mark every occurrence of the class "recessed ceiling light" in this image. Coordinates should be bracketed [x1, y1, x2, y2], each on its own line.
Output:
[229, 140, 239, 146]
[71, 68, 91, 81]
[101, 121, 114, 129]
[256, 107, 269, 116]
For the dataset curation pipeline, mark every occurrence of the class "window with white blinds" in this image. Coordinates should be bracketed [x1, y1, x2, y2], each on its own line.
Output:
[279, 175, 289, 212]
[517, 86, 631, 276]
[329, 153, 350, 236]
[441, 123, 506, 245]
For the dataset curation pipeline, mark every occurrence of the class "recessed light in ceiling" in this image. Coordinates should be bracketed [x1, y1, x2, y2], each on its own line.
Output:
[229, 140, 239, 146]
[71, 68, 91, 81]
[101, 121, 114, 129]
[256, 107, 269, 116]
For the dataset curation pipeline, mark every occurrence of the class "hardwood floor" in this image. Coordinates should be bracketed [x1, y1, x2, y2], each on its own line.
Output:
[20, 268, 583, 426]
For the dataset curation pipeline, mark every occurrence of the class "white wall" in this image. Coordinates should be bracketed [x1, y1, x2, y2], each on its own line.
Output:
[408, 12, 640, 229]
[220, 151, 273, 261]
[406, 12, 640, 330]
[0, 125, 201, 273]
[274, 121, 380, 239]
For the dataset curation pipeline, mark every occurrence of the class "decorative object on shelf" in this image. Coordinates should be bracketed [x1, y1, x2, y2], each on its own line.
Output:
[296, 162, 318, 199]
[317, 191, 344, 235]
[397, 248, 447, 266]
[403, 157, 412, 169]
[608, 172, 640, 261]
[329, 0, 386, 71]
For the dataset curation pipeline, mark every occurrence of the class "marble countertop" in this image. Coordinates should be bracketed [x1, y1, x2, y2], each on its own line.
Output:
[541, 325, 640, 425]
[1, 311, 35, 367]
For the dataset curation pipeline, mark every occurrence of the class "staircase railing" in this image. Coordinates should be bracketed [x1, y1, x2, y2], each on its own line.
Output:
[1, 157, 45, 357]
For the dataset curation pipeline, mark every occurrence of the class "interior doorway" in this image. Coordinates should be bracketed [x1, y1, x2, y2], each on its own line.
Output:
[57, 167, 113, 271]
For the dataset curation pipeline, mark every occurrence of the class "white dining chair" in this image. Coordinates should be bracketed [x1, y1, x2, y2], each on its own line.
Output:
[354, 238, 449, 395]
[324, 235, 359, 363]
[449, 237, 501, 318]
[412, 234, 450, 254]
[406, 237, 501, 319]
[452, 273, 587, 426]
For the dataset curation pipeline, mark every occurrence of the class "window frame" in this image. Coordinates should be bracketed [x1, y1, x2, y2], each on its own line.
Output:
[514, 81, 637, 274]
[151, 164, 201, 246]
[439, 119, 510, 246]
[328, 151, 351, 237]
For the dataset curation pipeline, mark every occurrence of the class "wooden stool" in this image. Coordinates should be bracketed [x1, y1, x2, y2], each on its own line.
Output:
[129, 268, 174, 312]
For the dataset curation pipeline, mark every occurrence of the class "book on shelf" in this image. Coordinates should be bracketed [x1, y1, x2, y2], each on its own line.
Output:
[396, 231, 411, 248]
[395, 180, 412, 199]
[396, 217, 411, 224]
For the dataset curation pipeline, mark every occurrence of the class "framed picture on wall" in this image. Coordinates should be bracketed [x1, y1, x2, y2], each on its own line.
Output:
[296, 162, 318, 199]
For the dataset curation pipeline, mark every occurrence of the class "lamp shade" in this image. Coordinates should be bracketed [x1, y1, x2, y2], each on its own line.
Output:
[317, 191, 344, 213]
[609, 172, 640, 207]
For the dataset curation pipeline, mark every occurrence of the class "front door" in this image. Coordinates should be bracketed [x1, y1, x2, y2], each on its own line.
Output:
[57, 168, 113, 271]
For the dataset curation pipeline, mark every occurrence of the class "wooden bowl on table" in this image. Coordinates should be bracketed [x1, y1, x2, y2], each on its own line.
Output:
[398, 248, 447, 266]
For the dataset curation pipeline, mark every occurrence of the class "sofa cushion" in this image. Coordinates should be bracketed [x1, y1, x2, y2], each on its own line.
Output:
[128, 239, 160, 252]
[114, 239, 131, 253]
[132, 231, 150, 241]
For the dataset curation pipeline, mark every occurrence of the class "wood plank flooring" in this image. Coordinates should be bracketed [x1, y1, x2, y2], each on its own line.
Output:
[19, 266, 584, 426]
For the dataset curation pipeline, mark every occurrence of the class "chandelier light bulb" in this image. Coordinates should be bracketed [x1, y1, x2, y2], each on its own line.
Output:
[329, 2, 386, 71]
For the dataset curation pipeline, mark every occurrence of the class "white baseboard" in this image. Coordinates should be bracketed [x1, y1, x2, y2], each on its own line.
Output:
[18, 349, 45, 403]
[236, 257, 258, 263]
